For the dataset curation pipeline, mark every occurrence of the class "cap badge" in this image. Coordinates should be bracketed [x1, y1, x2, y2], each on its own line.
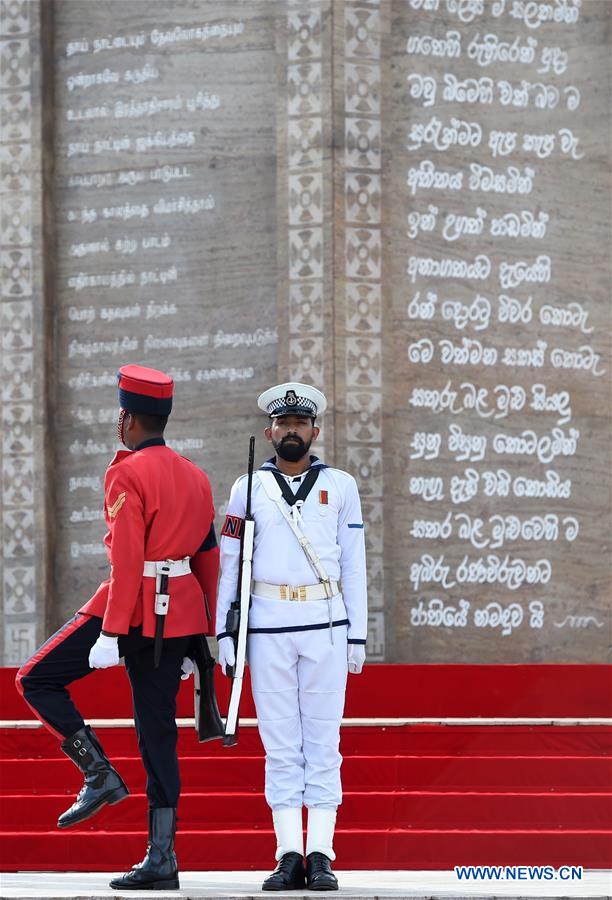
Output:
[285, 389, 297, 406]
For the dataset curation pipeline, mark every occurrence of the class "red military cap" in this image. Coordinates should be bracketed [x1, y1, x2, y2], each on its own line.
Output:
[117, 364, 174, 416]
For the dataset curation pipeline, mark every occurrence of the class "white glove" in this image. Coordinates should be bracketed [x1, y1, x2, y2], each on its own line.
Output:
[217, 636, 235, 677]
[348, 643, 366, 675]
[88, 633, 120, 669]
[180, 657, 194, 680]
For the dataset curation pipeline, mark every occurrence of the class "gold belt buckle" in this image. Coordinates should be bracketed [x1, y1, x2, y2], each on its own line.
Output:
[279, 584, 307, 601]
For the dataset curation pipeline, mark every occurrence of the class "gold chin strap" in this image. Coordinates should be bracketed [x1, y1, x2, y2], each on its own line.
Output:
[116, 408, 128, 446]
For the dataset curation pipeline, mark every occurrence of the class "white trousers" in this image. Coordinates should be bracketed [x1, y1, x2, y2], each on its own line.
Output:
[248, 624, 348, 810]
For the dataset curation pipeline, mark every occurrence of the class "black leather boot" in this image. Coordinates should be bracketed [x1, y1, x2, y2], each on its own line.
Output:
[262, 852, 305, 891]
[306, 852, 339, 891]
[58, 725, 129, 828]
[109, 807, 179, 890]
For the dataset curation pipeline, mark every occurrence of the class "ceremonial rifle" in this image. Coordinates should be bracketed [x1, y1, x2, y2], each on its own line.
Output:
[190, 634, 224, 743]
[223, 435, 255, 747]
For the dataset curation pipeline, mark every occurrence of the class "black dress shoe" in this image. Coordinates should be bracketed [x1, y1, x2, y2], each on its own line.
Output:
[262, 852, 305, 891]
[306, 852, 339, 891]
[110, 807, 179, 891]
[58, 725, 128, 828]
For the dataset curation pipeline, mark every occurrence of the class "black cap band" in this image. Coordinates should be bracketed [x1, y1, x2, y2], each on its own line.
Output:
[267, 394, 317, 417]
[119, 388, 172, 416]
[270, 404, 316, 418]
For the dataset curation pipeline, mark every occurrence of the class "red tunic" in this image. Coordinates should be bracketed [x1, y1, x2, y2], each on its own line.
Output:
[79, 442, 219, 637]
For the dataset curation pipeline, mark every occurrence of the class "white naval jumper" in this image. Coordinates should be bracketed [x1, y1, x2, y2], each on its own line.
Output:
[216, 456, 367, 811]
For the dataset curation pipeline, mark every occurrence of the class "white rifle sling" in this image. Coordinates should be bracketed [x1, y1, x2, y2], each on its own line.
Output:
[224, 516, 255, 738]
[257, 470, 336, 640]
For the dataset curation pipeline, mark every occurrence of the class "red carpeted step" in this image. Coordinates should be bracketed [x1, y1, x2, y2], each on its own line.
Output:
[0, 756, 264, 793]
[0, 727, 260, 760]
[4, 665, 612, 721]
[3, 665, 611, 872]
[3, 754, 611, 794]
[3, 724, 611, 760]
[3, 789, 611, 832]
[2, 827, 611, 872]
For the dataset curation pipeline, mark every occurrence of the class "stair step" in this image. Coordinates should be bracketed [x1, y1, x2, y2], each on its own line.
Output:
[2, 790, 611, 831]
[1, 828, 611, 872]
[4, 664, 612, 720]
[2, 724, 610, 759]
[4, 662, 611, 873]
[2, 755, 611, 793]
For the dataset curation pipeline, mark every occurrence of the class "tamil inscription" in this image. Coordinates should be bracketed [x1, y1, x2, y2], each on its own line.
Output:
[52, 2, 280, 626]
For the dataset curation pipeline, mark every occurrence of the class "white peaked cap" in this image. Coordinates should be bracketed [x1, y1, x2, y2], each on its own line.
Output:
[257, 382, 328, 418]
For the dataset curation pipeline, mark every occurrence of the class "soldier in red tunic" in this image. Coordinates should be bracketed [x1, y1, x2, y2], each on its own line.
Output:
[16, 365, 219, 891]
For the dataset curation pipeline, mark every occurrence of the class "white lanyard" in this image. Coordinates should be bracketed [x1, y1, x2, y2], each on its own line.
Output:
[257, 470, 335, 640]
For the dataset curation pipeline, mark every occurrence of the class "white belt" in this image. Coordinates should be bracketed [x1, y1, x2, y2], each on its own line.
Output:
[143, 557, 191, 578]
[251, 579, 340, 601]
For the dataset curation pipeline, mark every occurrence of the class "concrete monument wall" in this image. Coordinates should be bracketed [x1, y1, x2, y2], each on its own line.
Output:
[383, 0, 611, 662]
[0, 0, 610, 665]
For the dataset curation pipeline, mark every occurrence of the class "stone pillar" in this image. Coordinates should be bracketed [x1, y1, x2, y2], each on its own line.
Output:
[277, 1, 335, 460]
[333, 0, 388, 660]
[0, 0, 52, 664]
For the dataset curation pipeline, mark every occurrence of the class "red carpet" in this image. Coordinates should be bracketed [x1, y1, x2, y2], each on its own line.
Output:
[1, 664, 611, 870]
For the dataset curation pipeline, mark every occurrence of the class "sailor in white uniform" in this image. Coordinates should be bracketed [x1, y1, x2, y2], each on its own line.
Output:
[216, 383, 367, 891]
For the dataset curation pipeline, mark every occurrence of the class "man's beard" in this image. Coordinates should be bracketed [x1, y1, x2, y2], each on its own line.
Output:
[273, 434, 311, 462]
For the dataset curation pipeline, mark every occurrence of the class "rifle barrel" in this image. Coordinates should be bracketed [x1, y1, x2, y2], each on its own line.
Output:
[245, 435, 255, 519]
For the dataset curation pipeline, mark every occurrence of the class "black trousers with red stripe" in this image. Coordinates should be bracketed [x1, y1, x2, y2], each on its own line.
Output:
[16, 613, 190, 808]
